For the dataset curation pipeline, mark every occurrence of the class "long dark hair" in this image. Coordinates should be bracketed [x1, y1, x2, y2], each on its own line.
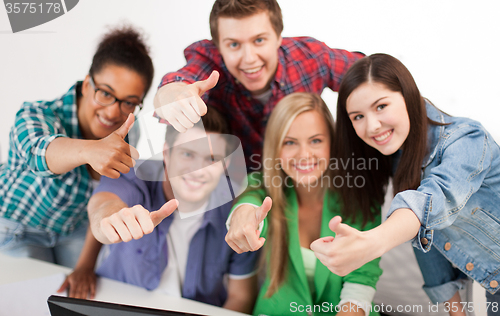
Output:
[335, 53, 430, 217]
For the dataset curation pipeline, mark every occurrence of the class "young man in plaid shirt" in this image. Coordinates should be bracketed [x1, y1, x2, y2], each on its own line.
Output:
[154, 0, 363, 171]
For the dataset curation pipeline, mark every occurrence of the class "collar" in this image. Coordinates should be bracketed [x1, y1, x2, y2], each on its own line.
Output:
[422, 100, 446, 168]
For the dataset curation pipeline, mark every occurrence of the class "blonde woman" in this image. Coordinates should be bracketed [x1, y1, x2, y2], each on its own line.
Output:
[226, 92, 382, 316]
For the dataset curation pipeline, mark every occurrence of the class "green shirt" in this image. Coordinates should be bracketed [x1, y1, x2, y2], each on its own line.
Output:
[234, 172, 382, 316]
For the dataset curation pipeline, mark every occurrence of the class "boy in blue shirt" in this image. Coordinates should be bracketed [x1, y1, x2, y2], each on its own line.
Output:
[88, 109, 258, 313]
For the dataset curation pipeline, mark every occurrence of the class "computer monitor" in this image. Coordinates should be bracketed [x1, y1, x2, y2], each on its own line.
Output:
[47, 295, 208, 316]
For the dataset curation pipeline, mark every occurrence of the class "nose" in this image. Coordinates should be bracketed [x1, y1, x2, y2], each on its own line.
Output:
[185, 160, 208, 180]
[103, 100, 123, 119]
[366, 114, 382, 134]
[242, 44, 257, 64]
[297, 144, 313, 161]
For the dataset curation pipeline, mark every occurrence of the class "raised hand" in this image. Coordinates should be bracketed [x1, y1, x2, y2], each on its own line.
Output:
[154, 71, 219, 132]
[310, 216, 376, 276]
[311, 208, 421, 276]
[225, 197, 272, 254]
[100, 199, 178, 244]
[85, 113, 140, 179]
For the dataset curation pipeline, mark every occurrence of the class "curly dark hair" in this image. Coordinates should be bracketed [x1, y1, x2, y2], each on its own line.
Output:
[89, 25, 154, 98]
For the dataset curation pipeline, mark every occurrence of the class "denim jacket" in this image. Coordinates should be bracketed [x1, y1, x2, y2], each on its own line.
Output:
[387, 102, 500, 295]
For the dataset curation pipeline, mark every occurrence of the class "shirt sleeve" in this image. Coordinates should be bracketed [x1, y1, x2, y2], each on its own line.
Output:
[158, 40, 225, 104]
[339, 282, 376, 316]
[10, 101, 67, 177]
[387, 124, 493, 252]
[93, 172, 146, 208]
[229, 172, 269, 237]
[318, 40, 364, 92]
[227, 247, 260, 277]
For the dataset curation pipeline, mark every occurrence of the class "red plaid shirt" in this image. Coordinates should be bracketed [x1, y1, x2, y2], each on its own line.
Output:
[160, 37, 364, 171]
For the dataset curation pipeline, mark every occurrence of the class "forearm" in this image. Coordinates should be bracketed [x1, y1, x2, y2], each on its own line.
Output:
[73, 226, 102, 270]
[222, 295, 254, 314]
[88, 192, 127, 244]
[46, 137, 93, 174]
[222, 276, 258, 314]
[367, 208, 420, 257]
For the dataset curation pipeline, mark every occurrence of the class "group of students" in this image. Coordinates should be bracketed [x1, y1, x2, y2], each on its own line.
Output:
[1, 0, 499, 316]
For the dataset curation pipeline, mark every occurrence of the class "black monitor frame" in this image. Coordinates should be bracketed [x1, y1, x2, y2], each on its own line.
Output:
[47, 295, 208, 316]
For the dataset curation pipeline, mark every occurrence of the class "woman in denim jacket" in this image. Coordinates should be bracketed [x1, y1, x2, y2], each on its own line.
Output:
[310, 53, 500, 316]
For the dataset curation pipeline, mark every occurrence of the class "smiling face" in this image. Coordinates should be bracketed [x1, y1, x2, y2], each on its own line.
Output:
[78, 64, 145, 140]
[217, 10, 282, 95]
[163, 128, 227, 211]
[346, 81, 410, 156]
[279, 110, 330, 186]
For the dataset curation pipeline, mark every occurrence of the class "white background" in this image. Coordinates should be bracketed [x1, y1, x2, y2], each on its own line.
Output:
[1, 0, 499, 162]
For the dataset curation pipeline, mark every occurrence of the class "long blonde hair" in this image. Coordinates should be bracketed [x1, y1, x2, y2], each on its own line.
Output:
[262, 92, 335, 296]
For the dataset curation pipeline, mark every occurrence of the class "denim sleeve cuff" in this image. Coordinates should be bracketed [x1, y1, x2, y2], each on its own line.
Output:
[423, 278, 469, 304]
[386, 190, 433, 252]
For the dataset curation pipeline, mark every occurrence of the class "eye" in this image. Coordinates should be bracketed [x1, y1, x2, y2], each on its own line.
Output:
[255, 38, 264, 44]
[122, 101, 138, 110]
[311, 138, 322, 144]
[182, 151, 193, 158]
[377, 104, 387, 111]
[283, 140, 295, 146]
[352, 114, 363, 121]
[100, 90, 111, 98]
[229, 42, 239, 48]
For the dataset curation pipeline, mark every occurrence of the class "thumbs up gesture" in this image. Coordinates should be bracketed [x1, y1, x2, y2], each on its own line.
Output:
[85, 113, 140, 179]
[154, 71, 220, 132]
[100, 199, 179, 244]
[225, 197, 272, 254]
[310, 216, 377, 276]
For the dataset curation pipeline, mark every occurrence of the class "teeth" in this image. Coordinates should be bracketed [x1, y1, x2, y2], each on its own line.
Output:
[296, 164, 315, 170]
[374, 130, 392, 142]
[243, 66, 262, 74]
[185, 179, 203, 187]
[98, 116, 114, 127]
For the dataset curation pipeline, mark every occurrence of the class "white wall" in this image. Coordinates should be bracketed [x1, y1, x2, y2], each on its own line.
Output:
[1, 0, 499, 162]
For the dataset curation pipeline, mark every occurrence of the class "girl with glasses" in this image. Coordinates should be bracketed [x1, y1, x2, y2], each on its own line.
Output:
[0, 25, 153, 298]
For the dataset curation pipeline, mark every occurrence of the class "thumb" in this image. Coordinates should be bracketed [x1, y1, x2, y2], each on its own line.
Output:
[328, 216, 354, 237]
[328, 216, 343, 235]
[150, 199, 178, 227]
[193, 70, 219, 96]
[114, 114, 135, 139]
[255, 197, 272, 223]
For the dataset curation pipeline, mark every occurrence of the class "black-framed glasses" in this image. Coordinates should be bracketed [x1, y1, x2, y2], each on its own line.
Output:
[88, 75, 143, 115]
